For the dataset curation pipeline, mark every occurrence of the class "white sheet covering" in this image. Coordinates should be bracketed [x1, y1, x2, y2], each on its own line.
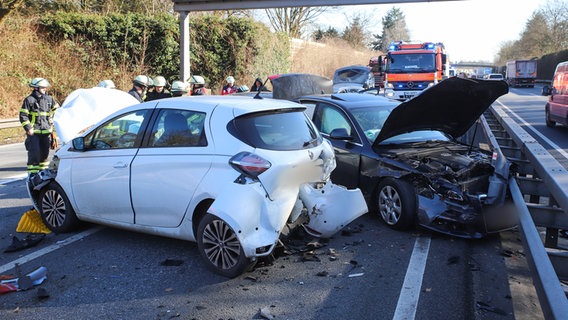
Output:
[54, 87, 139, 143]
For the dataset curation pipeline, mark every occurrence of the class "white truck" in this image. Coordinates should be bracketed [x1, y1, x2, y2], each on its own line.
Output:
[505, 60, 537, 88]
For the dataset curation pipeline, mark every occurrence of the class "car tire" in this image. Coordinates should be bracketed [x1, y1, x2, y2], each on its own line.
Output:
[197, 213, 254, 278]
[38, 182, 79, 233]
[545, 107, 555, 128]
[376, 178, 417, 230]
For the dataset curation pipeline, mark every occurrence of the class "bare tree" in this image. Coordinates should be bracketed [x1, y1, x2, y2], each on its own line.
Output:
[540, 0, 568, 51]
[264, 7, 326, 38]
[371, 7, 409, 52]
[341, 15, 370, 49]
[496, 0, 568, 62]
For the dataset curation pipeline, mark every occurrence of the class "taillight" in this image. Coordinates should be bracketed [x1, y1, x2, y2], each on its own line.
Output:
[229, 152, 271, 178]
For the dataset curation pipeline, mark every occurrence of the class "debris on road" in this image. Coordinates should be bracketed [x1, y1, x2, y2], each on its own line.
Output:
[0, 265, 48, 295]
[160, 259, 184, 266]
[260, 305, 275, 319]
[4, 233, 46, 253]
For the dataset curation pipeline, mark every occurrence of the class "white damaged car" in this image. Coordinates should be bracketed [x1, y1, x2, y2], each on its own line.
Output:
[28, 95, 367, 277]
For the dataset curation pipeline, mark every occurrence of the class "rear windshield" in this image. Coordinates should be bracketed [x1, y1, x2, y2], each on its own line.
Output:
[230, 109, 322, 151]
[334, 68, 370, 84]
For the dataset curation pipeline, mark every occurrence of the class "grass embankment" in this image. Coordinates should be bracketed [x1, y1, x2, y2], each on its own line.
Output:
[0, 127, 24, 145]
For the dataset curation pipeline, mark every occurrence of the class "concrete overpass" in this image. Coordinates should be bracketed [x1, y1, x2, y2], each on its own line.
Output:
[451, 62, 499, 77]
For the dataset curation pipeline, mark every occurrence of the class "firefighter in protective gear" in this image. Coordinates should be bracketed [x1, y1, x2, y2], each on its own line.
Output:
[145, 75, 170, 101]
[19, 77, 60, 175]
[170, 81, 189, 97]
[128, 75, 150, 102]
[188, 75, 210, 96]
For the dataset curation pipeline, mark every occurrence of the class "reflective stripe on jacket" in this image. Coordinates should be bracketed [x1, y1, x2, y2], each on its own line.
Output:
[19, 90, 59, 134]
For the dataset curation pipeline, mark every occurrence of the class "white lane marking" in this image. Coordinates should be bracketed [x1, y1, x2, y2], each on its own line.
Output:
[496, 100, 568, 159]
[393, 235, 431, 320]
[0, 174, 27, 185]
[0, 226, 103, 274]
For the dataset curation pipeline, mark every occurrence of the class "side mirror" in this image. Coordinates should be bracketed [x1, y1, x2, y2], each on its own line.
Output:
[72, 137, 86, 151]
[329, 128, 353, 141]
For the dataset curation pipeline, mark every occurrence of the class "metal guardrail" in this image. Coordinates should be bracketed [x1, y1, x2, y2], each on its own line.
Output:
[0, 118, 20, 129]
[481, 105, 568, 319]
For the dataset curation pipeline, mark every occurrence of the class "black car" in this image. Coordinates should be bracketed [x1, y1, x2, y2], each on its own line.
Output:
[297, 77, 516, 238]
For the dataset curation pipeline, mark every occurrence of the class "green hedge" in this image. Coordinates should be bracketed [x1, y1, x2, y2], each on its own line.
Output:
[38, 12, 290, 91]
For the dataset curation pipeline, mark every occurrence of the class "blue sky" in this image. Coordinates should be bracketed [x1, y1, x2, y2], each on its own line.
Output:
[316, 0, 550, 62]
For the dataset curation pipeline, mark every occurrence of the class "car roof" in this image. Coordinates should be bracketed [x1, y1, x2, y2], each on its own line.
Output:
[299, 93, 400, 109]
[154, 95, 304, 117]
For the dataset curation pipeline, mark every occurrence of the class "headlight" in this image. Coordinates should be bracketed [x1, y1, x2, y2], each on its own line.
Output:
[386, 83, 394, 88]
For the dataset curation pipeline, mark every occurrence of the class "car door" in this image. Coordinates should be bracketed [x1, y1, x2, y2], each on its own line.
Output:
[130, 107, 212, 228]
[303, 100, 362, 189]
[70, 109, 151, 223]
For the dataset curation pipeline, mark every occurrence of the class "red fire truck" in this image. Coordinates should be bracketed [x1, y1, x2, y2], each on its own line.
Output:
[371, 41, 448, 100]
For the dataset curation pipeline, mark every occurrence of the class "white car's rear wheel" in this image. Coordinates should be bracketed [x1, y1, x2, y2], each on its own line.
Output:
[197, 213, 254, 278]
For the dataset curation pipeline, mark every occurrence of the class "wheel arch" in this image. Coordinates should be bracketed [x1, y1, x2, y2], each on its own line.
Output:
[191, 198, 214, 236]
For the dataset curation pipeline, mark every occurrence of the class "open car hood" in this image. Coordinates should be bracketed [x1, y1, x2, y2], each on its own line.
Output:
[374, 77, 508, 145]
[54, 87, 139, 144]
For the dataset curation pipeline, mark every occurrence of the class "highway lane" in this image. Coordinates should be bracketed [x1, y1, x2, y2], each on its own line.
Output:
[0, 177, 532, 319]
[0, 143, 27, 183]
[499, 86, 568, 168]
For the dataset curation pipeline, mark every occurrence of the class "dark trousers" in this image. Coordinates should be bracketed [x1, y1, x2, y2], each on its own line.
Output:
[25, 134, 50, 174]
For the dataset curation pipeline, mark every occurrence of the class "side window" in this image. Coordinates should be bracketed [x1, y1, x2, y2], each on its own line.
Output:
[301, 102, 316, 119]
[317, 104, 352, 137]
[84, 110, 148, 150]
[150, 109, 207, 147]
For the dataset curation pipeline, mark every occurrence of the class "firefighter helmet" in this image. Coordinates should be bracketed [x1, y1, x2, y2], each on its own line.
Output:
[171, 81, 188, 93]
[153, 76, 167, 87]
[29, 78, 51, 88]
[133, 75, 150, 87]
[97, 80, 116, 89]
[226, 76, 235, 84]
[188, 75, 206, 85]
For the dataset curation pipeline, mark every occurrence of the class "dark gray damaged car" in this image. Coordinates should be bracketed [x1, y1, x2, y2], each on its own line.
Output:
[294, 77, 516, 238]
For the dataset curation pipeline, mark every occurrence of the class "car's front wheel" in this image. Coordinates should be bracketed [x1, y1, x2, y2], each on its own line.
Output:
[197, 213, 254, 278]
[376, 178, 417, 230]
[38, 182, 79, 233]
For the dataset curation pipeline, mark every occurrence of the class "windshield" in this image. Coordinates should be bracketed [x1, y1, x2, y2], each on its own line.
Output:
[387, 53, 436, 73]
[350, 107, 449, 144]
[334, 68, 371, 84]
